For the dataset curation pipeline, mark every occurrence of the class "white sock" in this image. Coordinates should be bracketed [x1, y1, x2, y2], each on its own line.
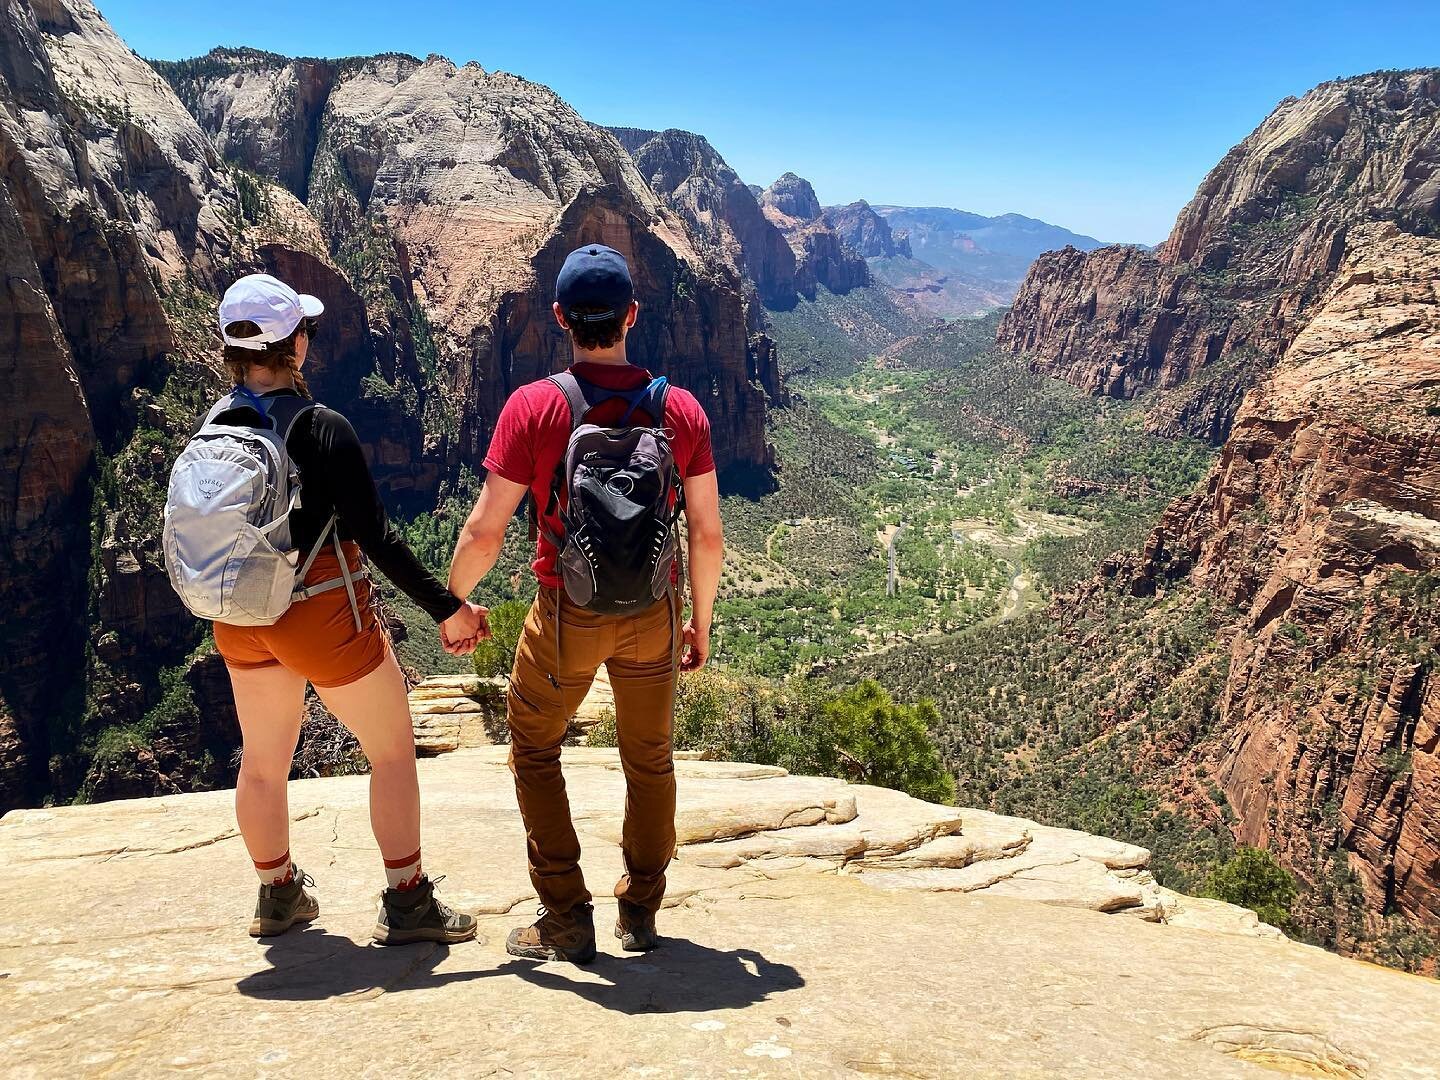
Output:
[384, 848, 423, 891]
[254, 851, 294, 886]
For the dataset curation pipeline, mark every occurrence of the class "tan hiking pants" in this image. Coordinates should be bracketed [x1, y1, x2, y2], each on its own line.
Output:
[506, 585, 681, 915]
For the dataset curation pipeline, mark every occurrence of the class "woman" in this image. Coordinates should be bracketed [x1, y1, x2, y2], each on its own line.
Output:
[208, 273, 484, 944]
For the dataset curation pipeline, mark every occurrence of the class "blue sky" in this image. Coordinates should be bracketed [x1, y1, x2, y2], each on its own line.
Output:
[104, 0, 1440, 244]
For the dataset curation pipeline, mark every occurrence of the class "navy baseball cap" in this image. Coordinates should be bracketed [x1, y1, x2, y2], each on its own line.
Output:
[555, 244, 634, 322]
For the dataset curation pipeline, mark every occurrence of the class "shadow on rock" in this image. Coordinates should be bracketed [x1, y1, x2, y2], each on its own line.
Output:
[235, 928, 497, 1001]
[505, 938, 805, 1014]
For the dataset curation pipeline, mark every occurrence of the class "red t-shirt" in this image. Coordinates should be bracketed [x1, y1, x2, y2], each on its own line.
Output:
[483, 361, 716, 587]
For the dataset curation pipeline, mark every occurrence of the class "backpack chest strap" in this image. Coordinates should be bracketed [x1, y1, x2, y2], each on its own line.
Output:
[547, 371, 668, 431]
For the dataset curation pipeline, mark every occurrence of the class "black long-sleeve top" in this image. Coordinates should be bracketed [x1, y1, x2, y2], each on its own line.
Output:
[210, 389, 463, 623]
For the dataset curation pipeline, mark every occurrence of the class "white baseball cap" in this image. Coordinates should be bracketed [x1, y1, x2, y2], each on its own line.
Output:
[218, 273, 324, 351]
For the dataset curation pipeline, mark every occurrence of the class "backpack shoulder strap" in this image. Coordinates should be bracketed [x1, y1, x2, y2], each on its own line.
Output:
[200, 390, 247, 428]
[547, 371, 590, 432]
[263, 395, 321, 443]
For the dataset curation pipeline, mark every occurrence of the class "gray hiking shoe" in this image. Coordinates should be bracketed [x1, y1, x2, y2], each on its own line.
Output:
[373, 875, 478, 946]
[614, 900, 659, 952]
[506, 903, 597, 964]
[249, 867, 319, 937]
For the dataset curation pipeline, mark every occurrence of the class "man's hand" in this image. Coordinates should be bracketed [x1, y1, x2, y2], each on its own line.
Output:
[678, 618, 709, 672]
[440, 601, 491, 656]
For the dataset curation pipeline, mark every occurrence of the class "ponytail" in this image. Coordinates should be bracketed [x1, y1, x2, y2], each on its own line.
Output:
[222, 320, 312, 399]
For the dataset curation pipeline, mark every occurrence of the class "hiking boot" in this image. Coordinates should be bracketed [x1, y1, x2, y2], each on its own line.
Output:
[506, 902, 597, 964]
[614, 900, 659, 952]
[249, 867, 319, 937]
[373, 875, 478, 946]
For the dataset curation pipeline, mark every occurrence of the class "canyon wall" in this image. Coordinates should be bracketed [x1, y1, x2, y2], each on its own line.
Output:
[760, 172, 871, 299]
[1113, 224, 1440, 927]
[997, 68, 1440, 934]
[0, 0, 378, 808]
[161, 50, 780, 484]
[999, 70, 1440, 444]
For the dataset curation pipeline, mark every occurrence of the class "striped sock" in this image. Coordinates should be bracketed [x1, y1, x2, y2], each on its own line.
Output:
[254, 851, 294, 886]
[384, 848, 423, 891]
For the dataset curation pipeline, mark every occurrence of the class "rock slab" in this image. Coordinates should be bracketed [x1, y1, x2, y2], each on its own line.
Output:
[4, 748, 1439, 1077]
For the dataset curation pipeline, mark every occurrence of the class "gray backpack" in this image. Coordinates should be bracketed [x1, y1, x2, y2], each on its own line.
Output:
[162, 389, 362, 629]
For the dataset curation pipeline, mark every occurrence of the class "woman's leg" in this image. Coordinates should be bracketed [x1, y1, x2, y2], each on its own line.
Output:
[228, 664, 307, 874]
[313, 650, 420, 870]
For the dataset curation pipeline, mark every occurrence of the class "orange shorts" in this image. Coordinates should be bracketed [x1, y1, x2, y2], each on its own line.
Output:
[214, 541, 388, 688]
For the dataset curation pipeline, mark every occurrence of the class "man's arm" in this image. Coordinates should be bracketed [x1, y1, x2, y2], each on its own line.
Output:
[448, 474, 530, 603]
[679, 470, 723, 672]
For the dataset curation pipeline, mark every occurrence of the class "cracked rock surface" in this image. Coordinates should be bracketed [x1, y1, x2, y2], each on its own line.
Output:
[3, 748, 1438, 1077]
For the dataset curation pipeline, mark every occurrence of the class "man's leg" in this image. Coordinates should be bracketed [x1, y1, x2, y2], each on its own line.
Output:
[506, 588, 603, 914]
[607, 588, 680, 919]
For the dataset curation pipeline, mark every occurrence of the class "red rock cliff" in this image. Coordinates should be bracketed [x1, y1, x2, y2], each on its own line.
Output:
[1120, 223, 1440, 929]
[999, 70, 1440, 444]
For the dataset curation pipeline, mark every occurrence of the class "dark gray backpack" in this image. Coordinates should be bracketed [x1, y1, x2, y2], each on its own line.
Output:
[539, 371, 684, 615]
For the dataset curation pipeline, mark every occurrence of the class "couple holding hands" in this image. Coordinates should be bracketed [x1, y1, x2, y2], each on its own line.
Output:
[169, 245, 721, 964]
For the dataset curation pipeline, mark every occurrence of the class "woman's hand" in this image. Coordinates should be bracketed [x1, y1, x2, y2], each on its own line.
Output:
[678, 618, 709, 672]
[440, 601, 490, 656]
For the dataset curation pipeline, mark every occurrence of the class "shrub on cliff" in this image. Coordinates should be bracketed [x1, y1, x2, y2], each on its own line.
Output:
[809, 680, 955, 803]
[471, 600, 529, 679]
[592, 670, 955, 804]
[1202, 847, 1297, 927]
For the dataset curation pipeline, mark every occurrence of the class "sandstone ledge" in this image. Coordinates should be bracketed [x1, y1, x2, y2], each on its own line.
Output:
[3, 748, 1437, 1077]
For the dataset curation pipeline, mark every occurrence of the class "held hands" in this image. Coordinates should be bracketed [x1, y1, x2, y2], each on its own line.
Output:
[440, 601, 491, 656]
[678, 618, 710, 672]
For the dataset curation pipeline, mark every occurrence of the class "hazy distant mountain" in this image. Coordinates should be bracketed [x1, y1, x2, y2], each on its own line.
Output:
[872, 206, 1109, 286]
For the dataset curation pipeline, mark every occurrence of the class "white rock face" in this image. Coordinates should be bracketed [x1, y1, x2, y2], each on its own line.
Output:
[5, 747, 1435, 1077]
[407, 674, 505, 754]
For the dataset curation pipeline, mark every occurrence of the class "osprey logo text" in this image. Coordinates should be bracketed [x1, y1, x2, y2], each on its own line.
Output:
[197, 477, 224, 500]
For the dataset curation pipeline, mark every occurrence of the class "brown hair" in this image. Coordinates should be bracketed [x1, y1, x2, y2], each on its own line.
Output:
[564, 305, 627, 351]
[222, 320, 312, 398]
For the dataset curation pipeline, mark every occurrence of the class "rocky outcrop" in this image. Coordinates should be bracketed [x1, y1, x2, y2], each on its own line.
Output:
[162, 51, 780, 482]
[823, 199, 911, 258]
[6, 748, 1438, 1077]
[1112, 223, 1440, 929]
[610, 126, 797, 315]
[998, 69, 1440, 444]
[407, 666, 613, 752]
[407, 674, 504, 753]
[760, 172, 870, 298]
[165, 48, 336, 198]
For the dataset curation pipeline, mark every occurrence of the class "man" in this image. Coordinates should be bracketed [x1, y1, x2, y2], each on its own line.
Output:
[445, 244, 724, 963]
